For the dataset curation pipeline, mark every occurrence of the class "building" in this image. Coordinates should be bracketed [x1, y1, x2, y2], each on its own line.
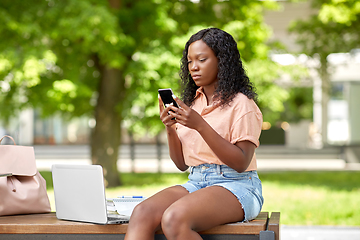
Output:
[264, 1, 360, 149]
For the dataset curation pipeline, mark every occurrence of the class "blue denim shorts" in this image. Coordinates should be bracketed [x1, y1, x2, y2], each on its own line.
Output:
[180, 164, 264, 222]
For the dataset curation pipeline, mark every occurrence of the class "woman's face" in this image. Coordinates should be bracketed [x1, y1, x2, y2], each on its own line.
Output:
[187, 40, 218, 88]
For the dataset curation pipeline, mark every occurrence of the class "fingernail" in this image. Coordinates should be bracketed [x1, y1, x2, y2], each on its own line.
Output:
[165, 104, 169, 107]
[170, 102, 174, 106]
[172, 94, 177, 99]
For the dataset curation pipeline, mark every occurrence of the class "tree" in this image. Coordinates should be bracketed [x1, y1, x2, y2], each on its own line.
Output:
[1, 0, 293, 186]
[289, 0, 360, 146]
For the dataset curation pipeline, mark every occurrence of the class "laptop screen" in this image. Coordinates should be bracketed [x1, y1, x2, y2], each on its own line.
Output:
[52, 164, 108, 224]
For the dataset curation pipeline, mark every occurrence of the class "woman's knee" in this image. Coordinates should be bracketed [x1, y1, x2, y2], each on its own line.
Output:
[161, 205, 189, 236]
[125, 202, 159, 239]
[130, 201, 155, 223]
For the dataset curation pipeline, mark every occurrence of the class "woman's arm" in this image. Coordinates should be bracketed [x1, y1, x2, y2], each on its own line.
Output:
[169, 96, 255, 173]
[159, 97, 188, 171]
[194, 120, 255, 172]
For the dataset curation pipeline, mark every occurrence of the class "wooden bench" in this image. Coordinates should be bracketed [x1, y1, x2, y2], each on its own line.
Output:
[0, 212, 280, 240]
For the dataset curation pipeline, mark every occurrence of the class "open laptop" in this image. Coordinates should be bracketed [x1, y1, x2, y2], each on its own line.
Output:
[52, 164, 130, 224]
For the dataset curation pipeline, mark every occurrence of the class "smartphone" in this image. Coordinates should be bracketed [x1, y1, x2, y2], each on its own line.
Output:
[158, 88, 179, 108]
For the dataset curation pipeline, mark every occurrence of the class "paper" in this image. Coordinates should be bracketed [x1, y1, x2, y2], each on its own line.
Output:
[113, 197, 146, 216]
[106, 198, 117, 212]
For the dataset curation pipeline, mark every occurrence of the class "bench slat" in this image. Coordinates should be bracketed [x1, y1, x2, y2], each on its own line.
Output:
[199, 212, 268, 235]
[0, 212, 270, 235]
[268, 212, 280, 240]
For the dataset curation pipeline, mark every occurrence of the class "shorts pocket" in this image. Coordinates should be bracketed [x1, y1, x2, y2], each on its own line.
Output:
[220, 170, 251, 180]
[188, 171, 200, 182]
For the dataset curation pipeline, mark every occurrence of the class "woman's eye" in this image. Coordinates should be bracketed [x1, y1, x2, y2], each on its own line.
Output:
[200, 58, 207, 62]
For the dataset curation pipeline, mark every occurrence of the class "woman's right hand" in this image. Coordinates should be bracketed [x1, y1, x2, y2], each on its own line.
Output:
[159, 96, 177, 128]
[158, 95, 188, 171]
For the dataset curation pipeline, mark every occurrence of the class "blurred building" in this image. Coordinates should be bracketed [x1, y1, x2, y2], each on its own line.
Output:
[264, 1, 360, 149]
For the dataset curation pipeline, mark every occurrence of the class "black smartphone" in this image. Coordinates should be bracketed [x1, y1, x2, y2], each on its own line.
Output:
[158, 88, 179, 108]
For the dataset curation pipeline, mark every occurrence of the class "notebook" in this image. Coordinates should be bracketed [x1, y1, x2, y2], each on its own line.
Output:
[51, 164, 130, 224]
[113, 196, 146, 216]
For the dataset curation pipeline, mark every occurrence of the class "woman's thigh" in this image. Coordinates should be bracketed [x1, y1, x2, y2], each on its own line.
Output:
[128, 185, 189, 229]
[162, 185, 244, 232]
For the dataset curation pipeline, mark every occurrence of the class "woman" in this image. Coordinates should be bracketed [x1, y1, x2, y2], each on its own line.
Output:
[125, 28, 264, 240]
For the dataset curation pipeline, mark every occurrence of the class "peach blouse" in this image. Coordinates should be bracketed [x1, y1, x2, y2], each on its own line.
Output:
[176, 88, 263, 171]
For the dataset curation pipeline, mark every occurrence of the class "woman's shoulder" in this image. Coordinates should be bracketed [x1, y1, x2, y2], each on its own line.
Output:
[227, 93, 262, 126]
[230, 92, 260, 112]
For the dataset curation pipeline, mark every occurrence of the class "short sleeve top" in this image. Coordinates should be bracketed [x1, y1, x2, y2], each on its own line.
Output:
[176, 87, 263, 171]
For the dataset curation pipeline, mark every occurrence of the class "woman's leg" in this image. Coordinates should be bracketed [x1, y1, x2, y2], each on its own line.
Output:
[161, 185, 244, 240]
[124, 185, 189, 240]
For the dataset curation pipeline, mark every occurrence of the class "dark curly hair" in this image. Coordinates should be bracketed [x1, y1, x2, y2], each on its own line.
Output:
[179, 28, 257, 107]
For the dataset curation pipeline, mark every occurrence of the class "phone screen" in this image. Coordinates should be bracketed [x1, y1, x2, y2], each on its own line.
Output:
[158, 89, 179, 108]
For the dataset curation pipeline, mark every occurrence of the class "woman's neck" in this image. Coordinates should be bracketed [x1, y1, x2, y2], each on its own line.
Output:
[202, 85, 216, 106]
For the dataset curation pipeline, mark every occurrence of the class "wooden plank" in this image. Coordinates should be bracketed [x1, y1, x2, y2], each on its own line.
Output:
[268, 212, 280, 240]
[198, 212, 268, 235]
[0, 212, 269, 235]
[0, 213, 126, 234]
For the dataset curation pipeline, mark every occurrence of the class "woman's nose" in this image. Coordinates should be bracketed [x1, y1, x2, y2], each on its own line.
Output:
[190, 62, 199, 71]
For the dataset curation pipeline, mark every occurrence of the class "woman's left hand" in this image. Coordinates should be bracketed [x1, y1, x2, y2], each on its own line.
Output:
[167, 95, 205, 131]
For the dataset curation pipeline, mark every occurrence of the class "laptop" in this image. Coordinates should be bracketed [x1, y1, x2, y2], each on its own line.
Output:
[52, 164, 130, 224]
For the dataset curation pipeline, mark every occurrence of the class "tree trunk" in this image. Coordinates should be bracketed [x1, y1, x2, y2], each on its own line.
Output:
[91, 64, 125, 187]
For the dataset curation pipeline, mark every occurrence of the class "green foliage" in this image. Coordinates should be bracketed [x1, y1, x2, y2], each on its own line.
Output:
[246, 59, 289, 123]
[289, 0, 360, 56]
[281, 87, 313, 122]
[318, 0, 360, 25]
[0, 0, 125, 120]
[0, 0, 306, 134]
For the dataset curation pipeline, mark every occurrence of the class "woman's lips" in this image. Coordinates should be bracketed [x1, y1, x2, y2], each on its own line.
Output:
[192, 75, 201, 80]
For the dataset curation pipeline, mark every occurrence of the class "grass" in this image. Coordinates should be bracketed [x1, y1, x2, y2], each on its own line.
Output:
[258, 171, 360, 226]
[42, 171, 360, 226]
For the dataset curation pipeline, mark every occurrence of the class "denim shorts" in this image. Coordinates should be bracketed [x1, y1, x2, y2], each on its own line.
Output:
[180, 164, 264, 222]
